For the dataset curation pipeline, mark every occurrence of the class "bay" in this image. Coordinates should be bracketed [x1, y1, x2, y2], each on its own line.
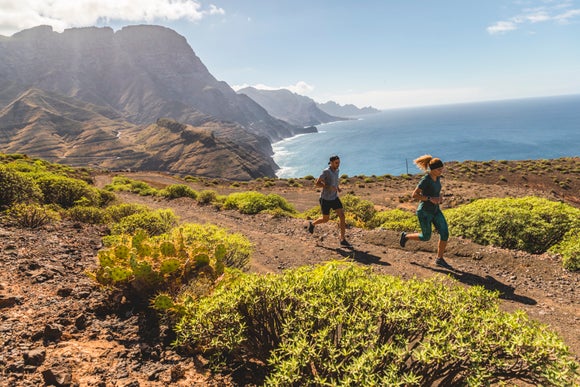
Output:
[273, 94, 580, 178]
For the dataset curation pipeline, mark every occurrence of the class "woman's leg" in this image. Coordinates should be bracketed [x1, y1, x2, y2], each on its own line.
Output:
[432, 211, 449, 258]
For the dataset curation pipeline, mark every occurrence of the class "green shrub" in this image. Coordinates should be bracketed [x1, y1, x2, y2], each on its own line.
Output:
[223, 191, 296, 215]
[176, 224, 252, 270]
[34, 173, 100, 208]
[550, 228, 580, 271]
[104, 176, 159, 196]
[175, 262, 578, 386]
[369, 208, 419, 231]
[93, 225, 251, 309]
[110, 209, 178, 236]
[6, 203, 61, 228]
[0, 166, 43, 208]
[105, 203, 150, 223]
[341, 194, 376, 228]
[160, 184, 198, 200]
[197, 190, 218, 205]
[67, 206, 108, 224]
[303, 194, 376, 228]
[92, 229, 225, 303]
[446, 197, 580, 254]
[97, 189, 117, 206]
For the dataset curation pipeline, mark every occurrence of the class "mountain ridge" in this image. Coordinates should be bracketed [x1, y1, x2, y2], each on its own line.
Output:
[0, 25, 313, 179]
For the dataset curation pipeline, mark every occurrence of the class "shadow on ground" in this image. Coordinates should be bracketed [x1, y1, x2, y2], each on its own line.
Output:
[411, 262, 537, 305]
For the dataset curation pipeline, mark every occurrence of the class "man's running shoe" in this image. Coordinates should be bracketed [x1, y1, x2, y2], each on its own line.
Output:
[340, 239, 352, 248]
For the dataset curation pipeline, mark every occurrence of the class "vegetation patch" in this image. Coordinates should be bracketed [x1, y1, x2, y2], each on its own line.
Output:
[175, 261, 578, 386]
[445, 197, 580, 259]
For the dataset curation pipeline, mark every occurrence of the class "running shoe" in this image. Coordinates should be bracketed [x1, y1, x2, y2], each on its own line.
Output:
[340, 239, 352, 248]
[435, 257, 452, 269]
[399, 232, 407, 248]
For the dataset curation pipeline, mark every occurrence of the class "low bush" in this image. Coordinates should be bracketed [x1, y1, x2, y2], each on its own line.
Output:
[303, 194, 376, 228]
[104, 176, 159, 196]
[341, 194, 376, 228]
[175, 262, 579, 386]
[160, 184, 198, 200]
[67, 206, 108, 224]
[105, 203, 151, 223]
[0, 166, 43, 208]
[549, 228, 580, 271]
[176, 224, 252, 270]
[6, 203, 61, 228]
[93, 230, 223, 303]
[92, 224, 252, 308]
[369, 208, 419, 231]
[196, 190, 218, 205]
[445, 196, 580, 255]
[34, 173, 100, 208]
[110, 208, 178, 237]
[223, 191, 296, 215]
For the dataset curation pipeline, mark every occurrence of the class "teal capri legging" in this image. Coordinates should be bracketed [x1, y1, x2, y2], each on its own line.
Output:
[417, 209, 449, 242]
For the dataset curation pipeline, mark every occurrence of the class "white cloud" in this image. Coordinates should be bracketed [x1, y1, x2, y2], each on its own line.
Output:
[487, 21, 518, 34]
[0, 0, 224, 36]
[487, 1, 580, 34]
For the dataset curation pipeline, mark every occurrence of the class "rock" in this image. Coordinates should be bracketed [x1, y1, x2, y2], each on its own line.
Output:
[23, 348, 46, 366]
[43, 324, 63, 342]
[0, 295, 21, 308]
[41, 367, 73, 386]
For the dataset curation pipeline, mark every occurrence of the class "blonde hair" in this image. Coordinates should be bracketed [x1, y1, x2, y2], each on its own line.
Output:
[413, 154, 442, 172]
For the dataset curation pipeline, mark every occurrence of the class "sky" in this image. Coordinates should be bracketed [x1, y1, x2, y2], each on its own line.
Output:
[1, 0, 579, 110]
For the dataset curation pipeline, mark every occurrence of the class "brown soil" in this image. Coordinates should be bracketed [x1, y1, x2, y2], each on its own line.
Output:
[1, 158, 579, 386]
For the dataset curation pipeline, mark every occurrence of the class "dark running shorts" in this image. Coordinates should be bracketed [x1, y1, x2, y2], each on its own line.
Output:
[319, 197, 343, 215]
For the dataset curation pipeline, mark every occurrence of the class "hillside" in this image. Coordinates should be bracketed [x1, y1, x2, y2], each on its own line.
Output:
[0, 25, 313, 178]
[1, 158, 579, 385]
[237, 87, 347, 127]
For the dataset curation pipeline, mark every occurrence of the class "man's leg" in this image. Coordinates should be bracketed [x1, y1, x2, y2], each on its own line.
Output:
[335, 208, 346, 241]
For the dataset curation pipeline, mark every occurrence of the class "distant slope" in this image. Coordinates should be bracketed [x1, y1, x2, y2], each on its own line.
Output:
[317, 101, 381, 117]
[0, 25, 304, 143]
[0, 85, 277, 178]
[0, 25, 317, 178]
[237, 87, 347, 127]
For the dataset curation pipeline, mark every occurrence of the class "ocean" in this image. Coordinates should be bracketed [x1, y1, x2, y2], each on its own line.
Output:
[272, 94, 580, 178]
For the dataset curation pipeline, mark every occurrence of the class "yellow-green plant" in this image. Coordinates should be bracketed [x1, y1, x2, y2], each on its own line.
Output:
[92, 224, 252, 309]
[104, 176, 159, 196]
[446, 196, 580, 255]
[93, 229, 225, 301]
[175, 261, 578, 386]
[33, 173, 101, 208]
[223, 191, 296, 215]
[176, 224, 252, 270]
[550, 228, 580, 271]
[105, 203, 151, 223]
[196, 189, 218, 205]
[368, 208, 419, 231]
[160, 184, 198, 199]
[303, 194, 376, 228]
[110, 208, 178, 237]
[6, 203, 61, 228]
[67, 205, 108, 224]
[0, 165, 43, 208]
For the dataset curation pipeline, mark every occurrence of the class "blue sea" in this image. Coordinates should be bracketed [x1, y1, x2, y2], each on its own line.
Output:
[273, 94, 580, 178]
